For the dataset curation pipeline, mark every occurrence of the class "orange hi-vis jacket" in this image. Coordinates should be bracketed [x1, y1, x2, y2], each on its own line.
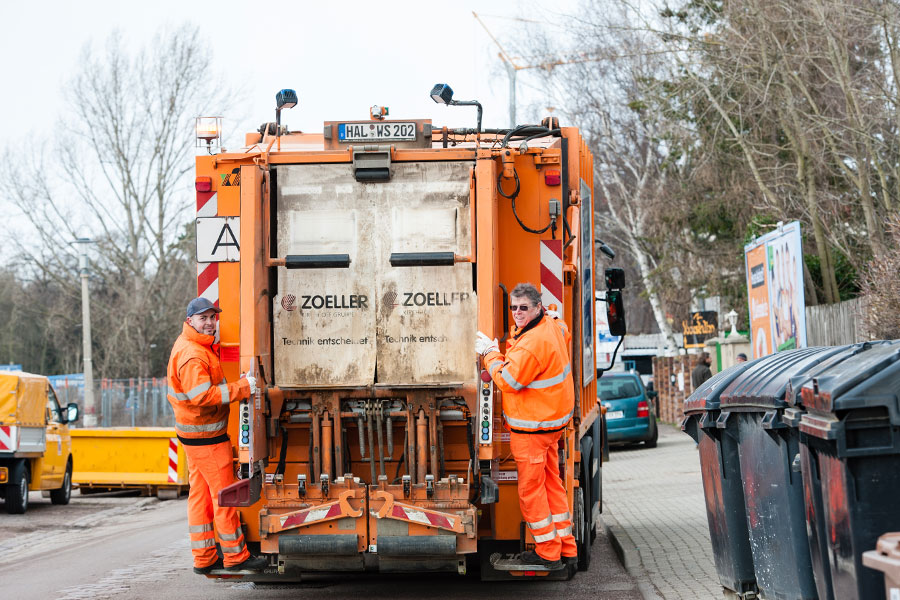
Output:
[167, 322, 250, 444]
[483, 313, 575, 434]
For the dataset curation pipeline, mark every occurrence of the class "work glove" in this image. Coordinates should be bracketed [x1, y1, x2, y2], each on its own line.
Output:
[244, 375, 257, 395]
[476, 331, 499, 356]
[545, 309, 560, 320]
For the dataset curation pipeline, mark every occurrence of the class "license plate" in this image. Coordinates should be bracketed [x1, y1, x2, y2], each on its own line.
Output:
[338, 122, 416, 142]
[607, 410, 624, 420]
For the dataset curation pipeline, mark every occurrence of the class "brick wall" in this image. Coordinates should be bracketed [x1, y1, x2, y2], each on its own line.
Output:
[652, 354, 707, 424]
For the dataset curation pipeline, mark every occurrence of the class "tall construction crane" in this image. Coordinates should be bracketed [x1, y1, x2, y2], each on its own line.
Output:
[473, 11, 601, 127]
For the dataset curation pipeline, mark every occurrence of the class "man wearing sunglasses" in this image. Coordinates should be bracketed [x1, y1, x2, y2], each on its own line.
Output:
[475, 283, 576, 570]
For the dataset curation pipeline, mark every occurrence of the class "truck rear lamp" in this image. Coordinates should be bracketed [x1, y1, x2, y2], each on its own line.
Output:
[0, 467, 6, 484]
[195, 176, 212, 192]
[544, 169, 561, 186]
[637, 400, 650, 418]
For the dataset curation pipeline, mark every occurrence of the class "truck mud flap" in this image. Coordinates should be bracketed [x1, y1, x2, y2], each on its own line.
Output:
[279, 534, 359, 555]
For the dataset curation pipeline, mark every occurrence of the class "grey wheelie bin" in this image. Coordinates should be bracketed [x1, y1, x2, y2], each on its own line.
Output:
[682, 361, 756, 599]
[718, 346, 850, 600]
[798, 340, 900, 600]
[785, 342, 894, 600]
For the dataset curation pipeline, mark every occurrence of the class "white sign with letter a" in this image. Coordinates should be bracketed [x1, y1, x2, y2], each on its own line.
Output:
[196, 217, 240, 262]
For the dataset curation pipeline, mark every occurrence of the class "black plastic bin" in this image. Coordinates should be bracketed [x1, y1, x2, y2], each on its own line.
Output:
[783, 342, 894, 600]
[682, 361, 756, 598]
[798, 340, 900, 600]
[718, 346, 850, 600]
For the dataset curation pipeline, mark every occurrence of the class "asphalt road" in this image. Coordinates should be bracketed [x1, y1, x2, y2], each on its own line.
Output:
[0, 490, 643, 600]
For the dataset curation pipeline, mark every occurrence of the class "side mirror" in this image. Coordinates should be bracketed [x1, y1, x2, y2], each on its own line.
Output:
[66, 403, 80, 424]
[606, 290, 627, 337]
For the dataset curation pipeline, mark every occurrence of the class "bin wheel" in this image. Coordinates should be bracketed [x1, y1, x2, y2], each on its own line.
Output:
[645, 418, 659, 448]
[6, 461, 29, 514]
[50, 461, 72, 505]
[574, 487, 591, 571]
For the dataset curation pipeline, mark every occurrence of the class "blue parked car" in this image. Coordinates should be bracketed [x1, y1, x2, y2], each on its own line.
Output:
[598, 372, 658, 447]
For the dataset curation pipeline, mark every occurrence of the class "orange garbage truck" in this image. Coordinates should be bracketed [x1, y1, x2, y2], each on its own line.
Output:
[191, 86, 625, 580]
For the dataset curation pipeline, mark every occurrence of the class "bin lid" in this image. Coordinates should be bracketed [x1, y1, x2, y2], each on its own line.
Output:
[786, 341, 894, 407]
[800, 340, 900, 414]
[683, 361, 754, 413]
[719, 346, 848, 409]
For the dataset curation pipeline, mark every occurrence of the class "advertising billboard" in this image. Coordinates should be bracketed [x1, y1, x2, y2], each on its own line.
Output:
[744, 221, 807, 358]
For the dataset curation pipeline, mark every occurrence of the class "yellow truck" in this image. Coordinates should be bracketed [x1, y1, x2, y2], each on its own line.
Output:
[0, 371, 80, 513]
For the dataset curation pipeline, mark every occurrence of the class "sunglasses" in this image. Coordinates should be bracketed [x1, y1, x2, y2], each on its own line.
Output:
[509, 304, 534, 312]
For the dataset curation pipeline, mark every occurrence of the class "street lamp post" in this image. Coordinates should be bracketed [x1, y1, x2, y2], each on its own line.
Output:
[75, 238, 96, 427]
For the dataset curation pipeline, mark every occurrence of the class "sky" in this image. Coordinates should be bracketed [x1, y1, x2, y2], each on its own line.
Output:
[0, 1, 579, 145]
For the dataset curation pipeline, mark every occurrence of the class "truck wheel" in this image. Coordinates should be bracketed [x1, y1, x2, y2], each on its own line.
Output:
[50, 461, 72, 505]
[6, 461, 28, 514]
[575, 487, 591, 571]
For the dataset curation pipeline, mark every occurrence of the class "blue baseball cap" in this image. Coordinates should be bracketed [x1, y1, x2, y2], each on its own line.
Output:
[186, 297, 222, 318]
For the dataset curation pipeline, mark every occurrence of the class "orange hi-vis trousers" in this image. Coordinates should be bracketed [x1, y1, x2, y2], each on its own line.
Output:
[183, 440, 250, 568]
[510, 430, 578, 561]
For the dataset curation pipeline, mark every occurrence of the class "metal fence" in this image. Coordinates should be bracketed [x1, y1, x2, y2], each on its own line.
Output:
[53, 377, 174, 428]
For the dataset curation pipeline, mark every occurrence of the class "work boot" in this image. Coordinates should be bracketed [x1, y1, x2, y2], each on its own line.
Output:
[193, 559, 223, 575]
[562, 555, 578, 566]
[519, 549, 563, 570]
[225, 555, 269, 572]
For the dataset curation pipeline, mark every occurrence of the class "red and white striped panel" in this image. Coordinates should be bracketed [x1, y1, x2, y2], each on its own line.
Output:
[197, 263, 219, 307]
[540, 240, 564, 318]
[390, 503, 456, 530]
[281, 502, 343, 529]
[197, 190, 218, 218]
[167, 438, 178, 483]
[0, 426, 13, 451]
[196, 188, 218, 305]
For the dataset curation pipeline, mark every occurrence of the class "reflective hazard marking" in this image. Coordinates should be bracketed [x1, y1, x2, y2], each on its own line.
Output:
[197, 263, 219, 307]
[280, 503, 343, 529]
[167, 438, 178, 483]
[196, 217, 240, 262]
[196, 191, 218, 218]
[540, 240, 563, 318]
[0, 426, 13, 451]
[389, 504, 456, 529]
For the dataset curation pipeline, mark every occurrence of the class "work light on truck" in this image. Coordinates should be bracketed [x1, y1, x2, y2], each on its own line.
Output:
[428, 83, 483, 133]
[195, 116, 222, 153]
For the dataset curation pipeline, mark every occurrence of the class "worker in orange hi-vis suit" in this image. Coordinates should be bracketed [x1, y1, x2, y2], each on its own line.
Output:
[476, 282, 576, 571]
[167, 297, 268, 574]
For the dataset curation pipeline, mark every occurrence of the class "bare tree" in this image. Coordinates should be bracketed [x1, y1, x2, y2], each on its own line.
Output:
[4, 24, 233, 378]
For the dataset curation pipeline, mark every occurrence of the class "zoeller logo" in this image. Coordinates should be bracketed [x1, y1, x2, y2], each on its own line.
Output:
[281, 295, 296, 311]
[382, 291, 399, 307]
[300, 294, 369, 310]
[401, 291, 470, 306]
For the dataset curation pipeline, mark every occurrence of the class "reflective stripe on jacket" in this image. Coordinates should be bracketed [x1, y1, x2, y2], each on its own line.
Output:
[483, 314, 575, 433]
[167, 322, 250, 442]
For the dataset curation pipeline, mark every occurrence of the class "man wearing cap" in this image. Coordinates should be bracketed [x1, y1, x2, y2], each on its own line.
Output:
[167, 298, 267, 574]
[475, 282, 576, 570]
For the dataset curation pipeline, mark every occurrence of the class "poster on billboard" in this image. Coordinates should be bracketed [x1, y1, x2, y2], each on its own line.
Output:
[744, 221, 807, 358]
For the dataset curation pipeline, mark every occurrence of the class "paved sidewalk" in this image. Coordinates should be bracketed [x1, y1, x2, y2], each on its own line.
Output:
[601, 424, 722, 600]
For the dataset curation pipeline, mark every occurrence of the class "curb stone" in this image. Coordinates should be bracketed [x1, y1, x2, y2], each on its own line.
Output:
[601, 511, 664, 600]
